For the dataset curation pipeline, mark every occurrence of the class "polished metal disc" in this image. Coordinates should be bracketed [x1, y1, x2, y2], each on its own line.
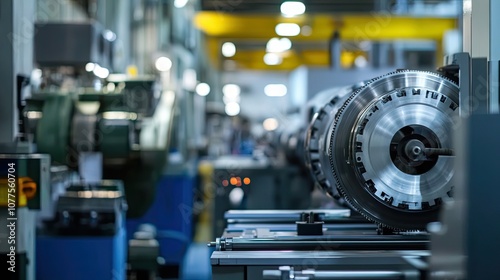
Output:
[329, 70, 459, 230]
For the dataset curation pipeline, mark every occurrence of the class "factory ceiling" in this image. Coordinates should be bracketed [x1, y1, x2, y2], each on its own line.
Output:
[201, 0, 378, 13]
[194, 0, 458, 71]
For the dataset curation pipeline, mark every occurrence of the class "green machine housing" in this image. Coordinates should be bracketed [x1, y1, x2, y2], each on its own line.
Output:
[24, 78, 176, 218]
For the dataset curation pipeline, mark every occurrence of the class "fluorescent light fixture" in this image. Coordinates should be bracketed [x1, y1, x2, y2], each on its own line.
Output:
[102, 111, 138, 120]
[266, 38, 292, 53]
[104, 30, 117, 41]
[280, 1, 306, 17]
[222, 42, 236, 57]
[26, 111, 43, 119]
[263, 118, 279, 131]
[225, 102, 240, 116]
[77, 102, 100, 115]
[354, 56, 368, 68]
[196, 82, 210, 96]
[222, 84, 241, 98]
[275, 23, 301, 36]
[85, 62, 95, 72]
[463, 0, 472, 13]
[263, 53, 283, 65]
[174, 0, 189, 8]
[107, 74, 128, 82]
[229, 187, 244, 206]
[264, 84, 287, 97]
[32, 68, 42, 79]
[106, 83, 116, 92]
[155, 56, 172, 72]
[93, 65, 109, 79]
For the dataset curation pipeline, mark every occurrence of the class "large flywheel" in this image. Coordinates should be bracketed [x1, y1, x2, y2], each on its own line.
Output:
[306, 70, 459, 230]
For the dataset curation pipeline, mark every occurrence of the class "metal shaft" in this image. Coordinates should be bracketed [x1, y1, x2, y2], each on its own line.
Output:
[211, 236, 428, 251]
[424, 148, 454, 157]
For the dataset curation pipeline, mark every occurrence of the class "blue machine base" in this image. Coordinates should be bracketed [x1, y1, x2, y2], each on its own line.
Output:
[181, 243, 213, 280]
[126, 173, 194, 265]
[36, 227, 126, 280]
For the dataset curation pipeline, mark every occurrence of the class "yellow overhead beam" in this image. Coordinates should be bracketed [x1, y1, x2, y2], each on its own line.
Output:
[196, 12, 457, 70]
[227, 49, 366, 71]
[194, 12, 457, 41]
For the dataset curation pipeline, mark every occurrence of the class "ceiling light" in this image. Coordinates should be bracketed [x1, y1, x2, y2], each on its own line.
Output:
[106, 83, 116, 92]
[32, 68, 42, 79]
[263, 118, 279, 131]
[104, 30, 117, 42]
[222, 42, 236, 57]
[275, 23, 301, 36]
[26, 111, 43, 119]
[280, 1, 306, 17]
[264, 84, 287, 97]
[222, 84, 241, 98]
[85, 62, 95, 72]
[263, 53, 283, 65]
[174, 0, 189, 8]
[463, 0, 472, 13]
[266, 38, 292, 53]
[93, 65, 109, 79]
[196, 82, 210, 96]
[102, 111, 138, 120]
[228, 187, 244, 206]
[225, 102, 240, 116]
[155, 56, 172, 72]
[354, 56, 368, 68]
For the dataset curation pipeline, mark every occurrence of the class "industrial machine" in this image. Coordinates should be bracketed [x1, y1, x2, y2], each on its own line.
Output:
[27, 76, 176, 280]
[208, 0, 500, 278]
[210, 70, 454, 279]
[29, 18, 199, 279]
[209, 155, 312, 239]
[1, 6, 178, 278]
[210, 49, 500, 278]
[305, 70, 458, 231]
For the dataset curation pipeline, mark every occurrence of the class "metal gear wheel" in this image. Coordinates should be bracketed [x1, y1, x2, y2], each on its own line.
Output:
[306, 70, 459, 230]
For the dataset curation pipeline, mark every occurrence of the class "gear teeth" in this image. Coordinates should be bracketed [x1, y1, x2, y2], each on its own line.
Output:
[305, 88, 351, 203]
[306, 106, 331, 191]
[327, 70, 458, 232]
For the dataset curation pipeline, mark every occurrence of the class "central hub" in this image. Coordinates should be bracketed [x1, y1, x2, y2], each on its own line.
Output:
[405, 139, 426, 161]
[389, 125, 440, 175]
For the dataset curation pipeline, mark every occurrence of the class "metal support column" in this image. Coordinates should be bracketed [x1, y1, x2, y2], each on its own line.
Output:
[430, 1, 500, 278]
[462, 0, 500, 113]
[0, 0, 35, 152]
[0, 2, 37, 280]
[489, 0, 500, 113]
